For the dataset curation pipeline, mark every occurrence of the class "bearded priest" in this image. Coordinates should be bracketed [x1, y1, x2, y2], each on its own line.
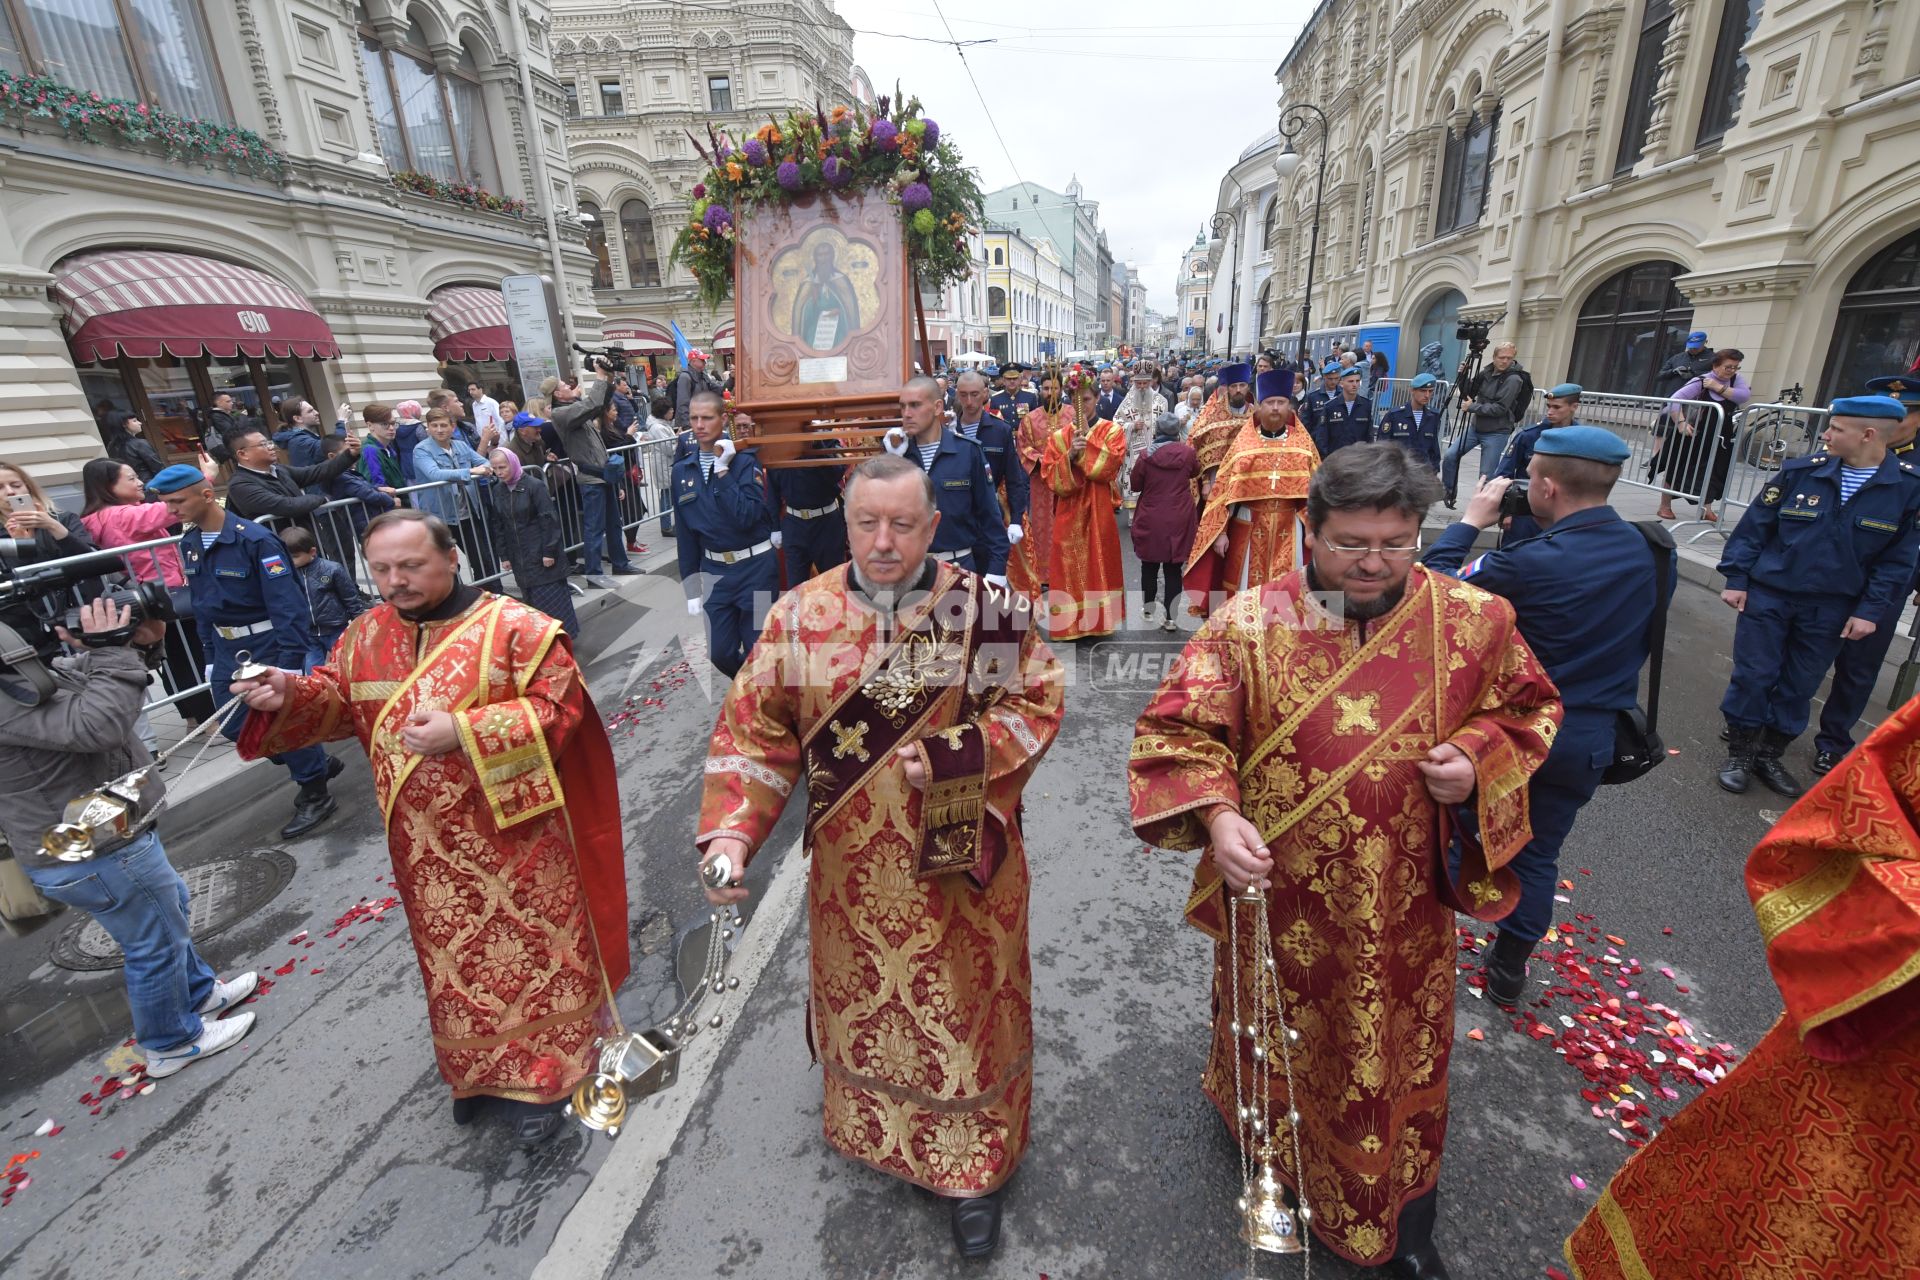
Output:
[1130, 443, 1562, 1276]
[696, 453, 1065, 1259]
[1181, 367, 1322, 616]
[1186, 361, 1256, 485]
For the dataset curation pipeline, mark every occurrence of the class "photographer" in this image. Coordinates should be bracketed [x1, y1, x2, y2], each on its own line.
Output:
[1442, 340, 1533, 505]
[545, 359, 637, 584]
[0, 596, 258, 1076]
[1423, 428, 1672, 1007]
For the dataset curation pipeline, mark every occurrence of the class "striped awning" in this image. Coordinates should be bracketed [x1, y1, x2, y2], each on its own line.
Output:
[713, 318, 736, 351]
[601, 319, 674, 354]
[426, 285, 514, 362]
[52, 249, 340, 363]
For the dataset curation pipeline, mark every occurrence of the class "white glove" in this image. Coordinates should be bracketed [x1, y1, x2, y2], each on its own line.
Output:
[883, 427, 910, 456]
[770, 531, 784, 549]
[712, 438, 735, 474]
[1007, 523, 1024, 545]
[983, 573, 1009, 588]
[687, 597, 703, 616]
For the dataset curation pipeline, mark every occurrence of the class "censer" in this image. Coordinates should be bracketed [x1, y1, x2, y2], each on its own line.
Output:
[1227, 881, 1312, 1278]
[567, 854, 745, 1136]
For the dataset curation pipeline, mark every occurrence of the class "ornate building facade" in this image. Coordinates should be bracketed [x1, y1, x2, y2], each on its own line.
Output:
[0, 0, 600, 491]
[551, 0, 856, 374]
[1210, 0, 1920, 398]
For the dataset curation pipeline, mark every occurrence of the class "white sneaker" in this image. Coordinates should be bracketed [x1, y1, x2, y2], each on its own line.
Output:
[145, 1010, 256, 1078]
[196, 971, 258, 1017]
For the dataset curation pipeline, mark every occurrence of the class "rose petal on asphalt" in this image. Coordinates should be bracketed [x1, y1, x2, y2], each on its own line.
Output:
[109, 1149, 125, 1160]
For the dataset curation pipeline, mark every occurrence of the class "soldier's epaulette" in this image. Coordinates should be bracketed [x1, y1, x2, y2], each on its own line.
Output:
[1782, 452, 1827, 469]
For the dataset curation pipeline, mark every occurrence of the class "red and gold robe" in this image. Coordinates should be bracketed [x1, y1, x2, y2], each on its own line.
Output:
[1129, 568, 1561, 1265]
[1041, 414, 1127, 641]
[1187, 395, 1252, 480]
[239, 592, 630, 1103]
[699, 564, 1065, 1196]
[1565, 694, 1920, 1279]
[1182, 417, 1321, 615]
[1009, 405, 1064, 599]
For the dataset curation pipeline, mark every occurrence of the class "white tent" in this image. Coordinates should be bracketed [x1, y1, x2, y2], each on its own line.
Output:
[948, 349, 993, 366]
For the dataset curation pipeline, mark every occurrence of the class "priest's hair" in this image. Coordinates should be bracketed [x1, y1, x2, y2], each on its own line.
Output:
[1305, 442, 1444, 530]
[846, 453, 936, 516]
[361, 507, 456, 551]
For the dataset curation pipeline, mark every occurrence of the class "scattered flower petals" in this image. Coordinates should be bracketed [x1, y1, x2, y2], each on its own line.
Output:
[1569, 1174, 1587, 1190]
[32, 1119, 57, 1137]
[1467, 1028, 1485, 1041]
[109, 1149, 126, 1160]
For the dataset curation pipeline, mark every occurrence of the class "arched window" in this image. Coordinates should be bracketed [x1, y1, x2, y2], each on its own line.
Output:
[0, 0, 228, 119]
[1262, 199, 1279, 251]
[993, 247, 1004, 265]
[1820, 229, 1920, 400]
[1435, 105, 1498, 237]
[1616, 0, 1673, 172]
[988, 286, 1007, 318]
[1357, 162, 1376, 262]
[1568, 260, 1694, 396]
[1255, 281, 1272, 340]
[619, 199, 662, 288]
[580, 202, 613, 290]
[1417, 288, 1467, 380]
[359, 11, 501, 189]
[1697, 0, 1765, 145]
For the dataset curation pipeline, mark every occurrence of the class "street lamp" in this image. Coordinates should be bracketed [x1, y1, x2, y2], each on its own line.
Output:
[1274, 101, 1329, 367]
[1210, 203, 1243, 359]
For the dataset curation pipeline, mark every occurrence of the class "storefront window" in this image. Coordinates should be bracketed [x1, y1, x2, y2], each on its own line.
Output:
[75, 353, 313, 460]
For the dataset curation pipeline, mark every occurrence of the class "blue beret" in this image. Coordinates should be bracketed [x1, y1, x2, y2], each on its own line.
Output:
[1409, 373, 1438, 389]
[146, 463, 210, 494]
[1547, 383, 1583, 399]
[984, 365, 1001, 377]
[1322, 362, 1342, 376]
[1534, 426, 1629, 465]
[1829, 395, 1907, 421]
[1864, 376, 1920, 406]
[1687, 330, 1708, 345]
[1217, 362, 1252, 386]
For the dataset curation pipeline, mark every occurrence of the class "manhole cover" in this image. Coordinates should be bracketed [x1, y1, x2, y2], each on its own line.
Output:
[50, 848, 298, 972]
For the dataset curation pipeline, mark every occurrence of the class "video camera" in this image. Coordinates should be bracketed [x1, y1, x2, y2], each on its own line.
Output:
[0, 543, 177, 671]
[572, 342, 629, 376]
[1456, 319, 1495, 353]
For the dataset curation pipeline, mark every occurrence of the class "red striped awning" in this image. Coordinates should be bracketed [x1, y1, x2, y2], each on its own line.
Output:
[53, 249, 340, 363]
[601, 319, 674, 354]
[427, 285, 514, 361]
[713, 318, 736, 351]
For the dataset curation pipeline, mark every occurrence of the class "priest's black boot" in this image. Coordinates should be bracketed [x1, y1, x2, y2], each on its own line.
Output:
[280, 782, 337, 839]
[950, 1190, 1002, 1258]
[1387, 1187, 1450, 1280]
[1752, 731, 1806, 798]
[1716, 726, 1756, 794]
[1483, 930, 1534, 1008]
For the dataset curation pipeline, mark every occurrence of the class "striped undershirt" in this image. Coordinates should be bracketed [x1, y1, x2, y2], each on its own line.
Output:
[699, 451, 716, 480]
[916, 441, 939, 471]
[1838, 465, 1876, 503]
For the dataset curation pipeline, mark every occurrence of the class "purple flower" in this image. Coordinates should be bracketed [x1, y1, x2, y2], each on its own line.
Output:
[899, 181, 932, 212]
[776, 160, 803, 191]
[703, 203, 732, 233]
[716, 139, 732, 160]
[870, 119, 898, 150]
[921, 119, 939, 146]
[822, 155, 854, 188]
[741, 137, 768, 167]
[692, 182, 706, 199]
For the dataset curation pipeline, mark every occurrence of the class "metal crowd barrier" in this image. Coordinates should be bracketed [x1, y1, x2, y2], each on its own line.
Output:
[1570, 391, 1728, 532]
[1704, 402, 1832, 542]
[1437, 386, 1548, 452]
[1371, 377, 1453, 424]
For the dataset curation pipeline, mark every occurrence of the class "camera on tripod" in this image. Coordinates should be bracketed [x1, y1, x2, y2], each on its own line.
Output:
[572, 342, 629, 376]
[0, 544, 177, 671]
[1456, 319, 1494, 353]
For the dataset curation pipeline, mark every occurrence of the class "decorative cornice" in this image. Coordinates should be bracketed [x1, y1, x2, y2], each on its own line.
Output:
[1675, 262, 1815, 302]
[233, 0, 287, 147]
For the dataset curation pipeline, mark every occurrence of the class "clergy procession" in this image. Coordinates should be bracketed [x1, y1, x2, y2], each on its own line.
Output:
[5, 3, 1920, 1278]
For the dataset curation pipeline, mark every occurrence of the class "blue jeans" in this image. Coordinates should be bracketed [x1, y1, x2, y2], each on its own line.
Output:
[29, 831, 217, 1053]
[580, 482, 631, 575]
[1441, 426, 1511, 498]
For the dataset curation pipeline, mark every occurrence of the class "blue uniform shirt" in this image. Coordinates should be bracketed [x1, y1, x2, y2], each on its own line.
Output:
[1312, 394, 1374, 457]
[954, 411, 1030, 524]
[1376, 403, 1443, 471]
[1497, 419, 1550, 480]
[766, 454, 844, 511]
[672, 448, 778, 582]
[916, 429, 1011, 575]
[1424, 506, 1673, 711]
[990, 389, 1039, 423]
[179, 513, 316, 666]
[1718, 450, 1920, 623]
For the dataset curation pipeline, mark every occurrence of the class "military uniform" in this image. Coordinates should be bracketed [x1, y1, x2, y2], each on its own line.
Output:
[1312, 389, 1374, 458]
[908, 429, 1011, 578]
[954, 410, 1029, 536]
[1297, 368, 1342, 447]
[1813, 377, 1920, 770]
[767, 451, 847, 584]
[1376, 373, 1444, 472]
[1717, 399, 1920, 794]
[1424, 427, 1672, 998]
[674, 444, 779, 678]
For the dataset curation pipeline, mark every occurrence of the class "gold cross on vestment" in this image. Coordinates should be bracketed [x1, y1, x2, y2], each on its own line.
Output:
[829, 719, 871, 763]
[1333, 691, 1381, 735]
[934, 726, 970, 749]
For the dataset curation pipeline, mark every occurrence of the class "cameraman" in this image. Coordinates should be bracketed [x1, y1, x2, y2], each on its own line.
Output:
[544, 360, 636, 585]
[0, 597, 257, 1076]
[1422, 428, 1672, 1007]
[1443, 340, 1534, 505]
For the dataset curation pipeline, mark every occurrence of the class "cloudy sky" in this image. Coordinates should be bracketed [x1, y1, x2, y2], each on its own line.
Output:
[833, 0, 1321, 314]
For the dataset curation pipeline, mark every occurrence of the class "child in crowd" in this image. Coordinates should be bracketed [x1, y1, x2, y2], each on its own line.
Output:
[280, 526, 369, 669]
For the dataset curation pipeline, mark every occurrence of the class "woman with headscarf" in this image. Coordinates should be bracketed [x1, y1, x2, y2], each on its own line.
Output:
[486, 447, 578, 637]
[392, 399, 426, 484]
[102, 410, 168, 483]
[1128, 412, 1200, 631]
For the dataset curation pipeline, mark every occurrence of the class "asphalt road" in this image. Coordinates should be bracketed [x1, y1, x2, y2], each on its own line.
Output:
[0, 531, 1881, 1279]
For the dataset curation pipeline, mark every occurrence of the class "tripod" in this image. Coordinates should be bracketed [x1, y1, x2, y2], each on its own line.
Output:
[1433, 339, 1488, 503]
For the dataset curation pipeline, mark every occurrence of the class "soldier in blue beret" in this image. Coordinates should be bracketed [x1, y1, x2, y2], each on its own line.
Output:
[1493, 383, 1583, 542]
[1376, 372, 1443, 472]
[1424, 424, 1672, 1005]
[1812, 380, 1920, 773]
[1299, 363, 1344, 450]
[1715, 395, 1920, 794]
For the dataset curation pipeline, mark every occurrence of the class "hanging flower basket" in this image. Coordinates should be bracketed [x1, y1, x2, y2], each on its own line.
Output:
[0, 69, 285, 178]
[389, 169, 528, 217]
[671, 89, 983, 310]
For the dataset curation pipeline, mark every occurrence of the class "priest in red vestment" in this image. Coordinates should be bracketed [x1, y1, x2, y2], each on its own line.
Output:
[697, 453, 1064, 1258]
[232, 509, 629, 1145]
[1130, 443, 1562, 1275]
[1182, 368, 1322, 616]
[1041, 371, 1127, 640]
[1186, 361, 1254, 484]
[1565, 692, 1920, 1279]
[1008, 383, 1062, 601]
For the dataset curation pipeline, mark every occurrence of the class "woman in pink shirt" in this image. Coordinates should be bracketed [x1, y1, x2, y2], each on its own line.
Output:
[80, 454, 218, 722]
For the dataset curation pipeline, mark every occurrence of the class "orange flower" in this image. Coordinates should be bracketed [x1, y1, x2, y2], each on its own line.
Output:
[899, 137, 920, 161]
[726, 162, 744, 182]
[830, 105, 850, 124]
